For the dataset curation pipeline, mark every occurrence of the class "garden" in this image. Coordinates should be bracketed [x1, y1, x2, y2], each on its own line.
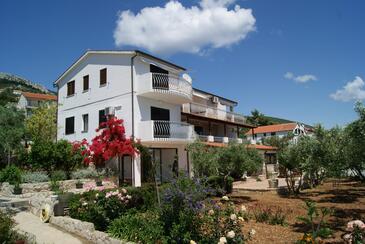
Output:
[0, 100, 365, 243]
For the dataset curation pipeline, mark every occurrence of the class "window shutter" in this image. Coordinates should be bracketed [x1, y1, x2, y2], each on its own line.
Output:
[100, 68, 107, 85]
[83, 75, 89, 91]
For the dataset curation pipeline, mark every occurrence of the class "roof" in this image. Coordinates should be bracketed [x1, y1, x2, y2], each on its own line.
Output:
[54, 50, 186, 85]
[246, 123, 298, 135]
[193, 88, 238, 105]
[203, 142, 277, 151]
[21, 92, 57, 101]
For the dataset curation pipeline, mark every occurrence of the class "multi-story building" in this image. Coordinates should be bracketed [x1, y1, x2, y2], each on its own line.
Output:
[55, 50, 274, 186]
[17, 91, 57, 116]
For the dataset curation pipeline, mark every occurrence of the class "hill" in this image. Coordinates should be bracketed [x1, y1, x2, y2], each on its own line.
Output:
[264, 116, 293, 124]
[0, 72, 55, 105]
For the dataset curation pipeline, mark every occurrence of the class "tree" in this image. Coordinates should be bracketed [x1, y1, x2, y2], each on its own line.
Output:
[25, 103, 57, 142]
[0, 106, 25, 165]
[186, 141, 218, 177]
[0, 88, 17, 106]
[83, 116, 138, 166]
[246, 109, 272, 126]
[343, 102, 365, 181]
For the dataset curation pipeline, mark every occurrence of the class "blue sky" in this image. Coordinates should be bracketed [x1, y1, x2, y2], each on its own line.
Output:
[1, 0, 364, 128]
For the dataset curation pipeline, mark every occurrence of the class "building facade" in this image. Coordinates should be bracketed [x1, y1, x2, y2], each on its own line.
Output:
[55, 50, 273, 186]
[17, 92, 57, 116]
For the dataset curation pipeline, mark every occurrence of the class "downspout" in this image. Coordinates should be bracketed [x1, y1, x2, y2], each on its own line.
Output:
[131, 52, 138, 139]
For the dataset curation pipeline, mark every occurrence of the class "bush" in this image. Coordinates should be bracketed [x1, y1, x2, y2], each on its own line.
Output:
[207, 175, 234, 195]
[0, 165, 22, 185]
[21, 171, 49, 183]
[0, 211, 24, 243]
[251, 205, 287, 226]
[51, 170, 67, 181]
[108, 211, 167, 243]
[71, 168, 98, 179]
[124, 184, 157, 210]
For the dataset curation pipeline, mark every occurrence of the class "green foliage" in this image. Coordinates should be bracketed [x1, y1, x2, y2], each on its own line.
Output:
[0, 88, 17, 106]
[21, 171, 49, 183]
[51, 170, 67, 181]
[27, 140, 83, 176]
[25, 103, 57, 142]
[0, 105, 25, 165]
[246, 109, 273, 126]
[0, 211, 19, 243]
[297, 201, 333, 242]
[207, 175, 234, 195]
[108, 211, 168, 243]
[124, 184, 157, 210]
[186, 140, 218, 177]
[252, 205, 287, 226]
[0, 165, 22, 185]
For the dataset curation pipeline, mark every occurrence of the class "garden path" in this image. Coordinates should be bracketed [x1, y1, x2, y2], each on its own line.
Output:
[14, 211, 90, 244]
[233, 177, 287, 191]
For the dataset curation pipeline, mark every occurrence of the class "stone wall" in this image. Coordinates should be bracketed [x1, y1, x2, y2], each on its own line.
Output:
[49, 216, 132, 244]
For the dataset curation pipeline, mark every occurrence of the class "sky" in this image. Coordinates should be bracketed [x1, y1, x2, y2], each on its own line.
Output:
[1, 0, 365, 128]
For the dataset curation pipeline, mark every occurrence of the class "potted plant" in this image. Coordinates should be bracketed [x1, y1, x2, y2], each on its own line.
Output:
[75, 179, 83, 189]
[13, 182, 22, 195]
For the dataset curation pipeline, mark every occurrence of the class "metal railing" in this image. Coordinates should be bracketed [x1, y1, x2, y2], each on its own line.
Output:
[153, 120, 195, 140]
[151, 73, 193, 99]
[182, 103, 246, 124]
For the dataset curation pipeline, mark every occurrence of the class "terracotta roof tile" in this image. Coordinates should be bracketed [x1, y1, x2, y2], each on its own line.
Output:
[22, 92, 57, 101]
[246, 123, 297, 135]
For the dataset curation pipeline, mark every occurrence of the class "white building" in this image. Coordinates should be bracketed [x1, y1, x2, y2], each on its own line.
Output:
[245, 122, 313, 144]
[55, 50, 272, 187]
[17, 91, 57, 116]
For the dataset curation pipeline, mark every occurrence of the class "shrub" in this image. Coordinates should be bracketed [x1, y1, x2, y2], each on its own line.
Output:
[108, 211, 167, 243]
[207, 175, 234, 196]
[125, 184, 157, 210]
[252, 205, 287, 226]
[0, 165, 22, 185]
[21, 171, 49, 183]
[51, 170, 67, 181]
[71, 168, 98, 179]
[0, 211, 24, 243]
[68, 188, 133, 231]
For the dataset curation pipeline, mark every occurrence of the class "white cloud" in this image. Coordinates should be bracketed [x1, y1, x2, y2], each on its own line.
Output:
[330, 76, 365, 102]
[284, 72, 317, 83]
[113, 0, 256, 55]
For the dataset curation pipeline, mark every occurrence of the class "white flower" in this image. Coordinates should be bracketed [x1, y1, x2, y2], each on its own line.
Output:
[190, 240, 196, 244]
[240, 205, 247, 212]
[95, 193, 99, 198]
[126, 195, 132, 200]
[238, 216, 244, 222]
[82, 202, 88, 206]
[230, 213, 237, 221]
[208, 209, 215, 216]
[121, 188, 127, 194]
[218, 236, 227, 243]
[249, 229, 256, 236]
[221, 196, 229, 201]
[226, 230, 235, 239]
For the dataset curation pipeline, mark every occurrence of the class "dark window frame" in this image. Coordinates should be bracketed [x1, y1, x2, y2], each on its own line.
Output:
[99, 109, 107, 128]
[83, 75, 89, 91]
[100, 68, 107, 86]
[271, 132, 276, 136]
[65, 116, 75, 135]
[67, 80, 75, 96]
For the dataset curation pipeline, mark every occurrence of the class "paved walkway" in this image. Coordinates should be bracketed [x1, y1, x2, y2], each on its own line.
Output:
[233, 177, 287, 191]
[14, 212, 89, 244]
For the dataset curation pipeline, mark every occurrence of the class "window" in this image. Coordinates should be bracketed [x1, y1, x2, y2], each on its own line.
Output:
[99, 109, 107, 127]
[271, 132, 276, 136]
[100, 68, 107, 86]
[67, 80, 75, 96]
[151, 107, 170, 121]
[82, 114, 89, 132]
[263, 133, 266, 137]
[65, 117, 75, 135]
[83, 75, 89, 91]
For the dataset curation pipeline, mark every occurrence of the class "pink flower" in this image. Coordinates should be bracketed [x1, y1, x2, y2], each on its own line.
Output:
[346, 220, 365, 231]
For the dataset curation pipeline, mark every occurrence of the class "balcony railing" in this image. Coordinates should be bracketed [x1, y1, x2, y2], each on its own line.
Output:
[182, 103, 246, 125]
[139, 120, 196, 142]
[151, 73, 193, 98]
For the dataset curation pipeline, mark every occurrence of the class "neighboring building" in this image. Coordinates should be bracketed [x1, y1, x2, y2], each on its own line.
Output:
[17, 91, 57, 116]
[245, 122, 313, 144]
[54, 50, 275, 186]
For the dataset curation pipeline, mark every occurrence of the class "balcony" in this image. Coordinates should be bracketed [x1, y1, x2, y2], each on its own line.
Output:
[182, 103, 247, 125]
[138, 120, 196, 143]
[137, 73, 193, 104]
[198, 134, 243, 144]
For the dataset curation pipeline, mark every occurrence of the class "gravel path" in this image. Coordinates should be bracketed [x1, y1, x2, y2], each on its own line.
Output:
[14, 212, 90, 244]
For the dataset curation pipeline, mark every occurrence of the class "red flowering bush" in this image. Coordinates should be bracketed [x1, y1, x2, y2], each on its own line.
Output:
[82, 116, 138, 166]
